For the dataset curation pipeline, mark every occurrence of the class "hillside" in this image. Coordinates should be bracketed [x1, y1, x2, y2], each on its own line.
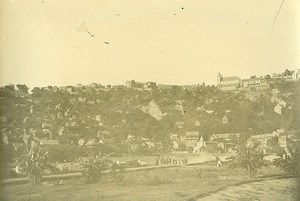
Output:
[0, 79, 299, 148]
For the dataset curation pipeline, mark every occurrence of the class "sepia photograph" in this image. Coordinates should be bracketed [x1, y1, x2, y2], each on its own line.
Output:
[0, 0, 299, 200]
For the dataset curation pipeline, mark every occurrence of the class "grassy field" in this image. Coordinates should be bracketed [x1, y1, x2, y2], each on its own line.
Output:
[1, 162, 285, 201]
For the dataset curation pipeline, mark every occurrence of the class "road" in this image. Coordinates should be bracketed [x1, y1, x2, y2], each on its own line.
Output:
[1, 164, 180, 185]
[197, 177, 298, 201]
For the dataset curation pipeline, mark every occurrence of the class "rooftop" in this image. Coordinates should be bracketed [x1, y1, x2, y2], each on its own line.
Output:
[221, 76, 241, 82]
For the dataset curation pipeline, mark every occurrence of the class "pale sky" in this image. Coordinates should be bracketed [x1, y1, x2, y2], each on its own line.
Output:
[0, 0, 299, 89]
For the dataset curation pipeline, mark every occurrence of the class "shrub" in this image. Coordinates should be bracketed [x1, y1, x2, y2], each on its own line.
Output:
[273, 144, 299, 176]
[229, 144, 270, 178]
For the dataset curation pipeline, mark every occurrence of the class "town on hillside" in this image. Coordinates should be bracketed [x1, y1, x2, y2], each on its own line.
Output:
[0, 68, 300, 200]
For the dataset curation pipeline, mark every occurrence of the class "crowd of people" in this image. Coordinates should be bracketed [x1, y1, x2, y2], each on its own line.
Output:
[155, 155, 188, 165]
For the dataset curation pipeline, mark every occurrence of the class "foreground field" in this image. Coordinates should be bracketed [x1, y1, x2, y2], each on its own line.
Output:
[2, 162, 291, 201]
[198, 177, 298, 201]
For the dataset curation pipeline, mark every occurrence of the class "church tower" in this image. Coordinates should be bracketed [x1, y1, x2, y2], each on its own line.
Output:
[217, 73, 223, 85]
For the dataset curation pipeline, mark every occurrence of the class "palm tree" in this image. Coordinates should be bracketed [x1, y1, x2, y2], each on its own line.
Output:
[82, 153, 115, 183]
[273, 143, 299, 176]
[25, 147, 59, 186]
[229, 144, 270, 178]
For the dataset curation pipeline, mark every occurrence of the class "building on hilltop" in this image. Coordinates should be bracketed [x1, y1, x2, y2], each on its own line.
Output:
[217, 73, 242, 91]
[157, 84, 178, 90]
[125, 80, 157, 90]
[112, 85, 124, 89]
[243, 77, 262, 88]
[272, 69, 300, 81]
[242, 77, 269, 89]
[292, 69, 300, 80]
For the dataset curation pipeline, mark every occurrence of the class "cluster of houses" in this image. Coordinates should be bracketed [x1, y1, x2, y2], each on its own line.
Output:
[247, 129, 300, 153]
[171, 132, 240, 154]
[217, 69, 300, 91]
[1, 120, 162, 156]
[125, 80, 200, 91]
[171, 128, 300, 154]
[34, 80, 198, 95]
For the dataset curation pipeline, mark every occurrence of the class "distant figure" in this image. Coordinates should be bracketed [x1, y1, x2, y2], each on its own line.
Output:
[216, 156, 222, 168]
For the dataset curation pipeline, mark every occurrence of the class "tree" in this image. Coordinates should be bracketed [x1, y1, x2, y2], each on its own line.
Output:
[31, 87, 45, 98]
[264, 74, 271, 80]
[273, 143, 299, 176]
[16, 84, 29, 94]
[25, 146, 59, 186]
[229, 144, 270, 178]
[4, 85, 15, 96]
[82, 153, 123, 183]
[283, 69, 292, 76]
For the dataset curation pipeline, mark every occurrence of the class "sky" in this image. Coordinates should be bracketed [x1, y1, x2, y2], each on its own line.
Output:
[0, 0, 299, 89]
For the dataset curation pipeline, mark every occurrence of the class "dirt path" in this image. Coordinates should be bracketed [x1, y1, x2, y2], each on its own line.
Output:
[197, 178, 298, 201]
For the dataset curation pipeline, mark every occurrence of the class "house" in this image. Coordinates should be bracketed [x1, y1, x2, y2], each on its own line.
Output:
[95, 115, 101, 122]
[175, 121, 185, 129]
[125, 80, 135, 88]
[2, 133, 9, 144]
[273, 69, 300, 81]
[42, 122, 53, 129]
[78, 97, 86, 102]
[206, 110, 214, 114]
[39, 139, 59, 146]
[170, 134, 178, 140]
[278, 100, 287, 107]
[292, 69, 300, 80]
[243, 78, 263, 88]
[277, 130, 300, 148]
[205, 141, 224, 153]
[182, 85, 198, 90]
[112, 85, 124, 89]
[78, 139, 97, 147]
[99, 138, 115, 145]
[157, 84, 177, 90]
[143, 82, 157, 90]
[209, 133, 240, 142]
[52, 86, 59, 92]
[42, 129, 53, 139]
[196, 106, 205, 111]
[217, 73, 242, 91]
[66, 86, 74, 94]
[172, 140, 187, 150]
[195, 120, 201, 127]
[272, 73, 281, 79]
[29, 105, 35, 114]
[90, 83, 98, 88]
[0, 117, 8, 128]
[186, 131, 199, 148]
[97, 131, 110, 139]
[126, 134, 140, 151]
[126, 80, 152, 89]
[247, 133, 274, 147]
[141, 137, 155, 148]
[222, 116, 228, 124]
[75, 84, 84, 90]
[193, 134, 205, 153]
[274, 104, 282, 115]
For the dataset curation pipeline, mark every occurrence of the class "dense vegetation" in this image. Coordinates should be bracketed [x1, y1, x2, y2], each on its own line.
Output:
[0, 79, 299, 148]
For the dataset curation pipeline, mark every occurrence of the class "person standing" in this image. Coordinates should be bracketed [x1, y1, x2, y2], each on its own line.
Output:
[216, 156, 222, 167]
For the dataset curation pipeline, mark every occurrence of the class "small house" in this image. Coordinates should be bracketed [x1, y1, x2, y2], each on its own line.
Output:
[186, 131, 199, 148]
[175, 121, 185, 129]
